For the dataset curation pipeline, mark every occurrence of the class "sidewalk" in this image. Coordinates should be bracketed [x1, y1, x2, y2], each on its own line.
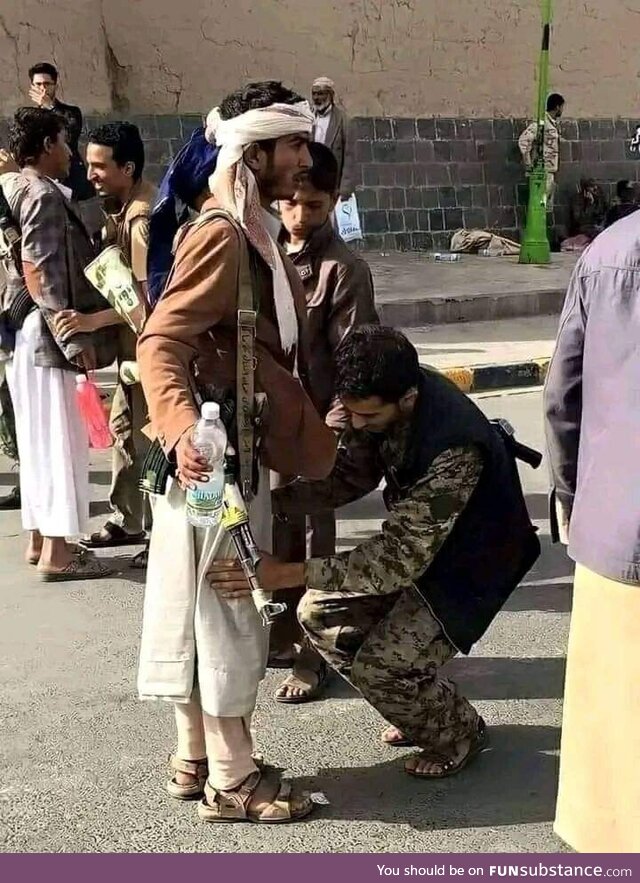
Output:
[96, 315, 559, 399]
[405, 314, 559, 393]
[367, 252, 575, 327]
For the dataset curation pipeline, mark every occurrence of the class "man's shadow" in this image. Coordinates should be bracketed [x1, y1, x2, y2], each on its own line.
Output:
[298, 724, 561, 831]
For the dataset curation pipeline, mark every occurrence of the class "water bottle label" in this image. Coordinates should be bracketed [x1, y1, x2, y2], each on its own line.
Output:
[186, 482, 223, 513]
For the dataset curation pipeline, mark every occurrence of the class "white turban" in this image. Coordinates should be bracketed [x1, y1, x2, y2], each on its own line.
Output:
[312, 77, 335, 91]
[204, 101, 314, 354]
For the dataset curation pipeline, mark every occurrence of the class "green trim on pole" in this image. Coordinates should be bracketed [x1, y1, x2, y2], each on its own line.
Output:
[519, 0, 553, 265]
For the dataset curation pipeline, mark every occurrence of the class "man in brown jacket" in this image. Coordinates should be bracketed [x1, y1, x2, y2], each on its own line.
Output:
[137, 82, 336, 825]
[58, 123, 156, 562]
[271, 141, 379, 701]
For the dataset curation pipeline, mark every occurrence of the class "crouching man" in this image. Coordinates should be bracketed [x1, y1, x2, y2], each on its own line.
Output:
[211, 327, 540, 779]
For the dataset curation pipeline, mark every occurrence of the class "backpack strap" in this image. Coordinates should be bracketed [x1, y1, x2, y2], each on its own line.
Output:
[176, 208, 257, 501]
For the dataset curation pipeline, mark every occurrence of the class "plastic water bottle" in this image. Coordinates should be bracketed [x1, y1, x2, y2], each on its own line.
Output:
[185, 402, 227, 528]
[433, 253, 461, 262]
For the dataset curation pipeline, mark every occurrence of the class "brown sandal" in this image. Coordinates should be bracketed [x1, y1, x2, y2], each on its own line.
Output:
[405, 718, 487, 779]
[166, 754, 208, 800]
[274, 661, 329, 704]
[38, 553, 113, 582]
[197, 771, 315, 824]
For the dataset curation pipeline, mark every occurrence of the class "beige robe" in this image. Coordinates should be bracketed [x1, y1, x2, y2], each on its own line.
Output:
[137, 472, 271, 717]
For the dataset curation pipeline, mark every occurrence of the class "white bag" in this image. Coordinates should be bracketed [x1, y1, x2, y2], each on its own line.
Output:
[334, 194, 363, 242]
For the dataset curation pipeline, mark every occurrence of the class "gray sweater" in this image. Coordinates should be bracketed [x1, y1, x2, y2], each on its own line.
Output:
[544, 212, 640, 584]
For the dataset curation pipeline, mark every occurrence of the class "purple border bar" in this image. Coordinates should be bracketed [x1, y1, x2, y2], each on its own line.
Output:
[1, 854, 639, 882]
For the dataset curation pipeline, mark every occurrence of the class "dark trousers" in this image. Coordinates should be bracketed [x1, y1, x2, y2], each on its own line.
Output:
[269, 511, 336, 655]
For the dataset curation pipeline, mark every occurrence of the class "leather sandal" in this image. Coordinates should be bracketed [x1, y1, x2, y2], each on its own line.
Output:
[39, 553, 113, 582]
[80, 521, 146, 549]
[197, 771, 314, 824]
[166, 754, 208, 800]
[405, 717, 487, 779]
[274, 660, 329, 704]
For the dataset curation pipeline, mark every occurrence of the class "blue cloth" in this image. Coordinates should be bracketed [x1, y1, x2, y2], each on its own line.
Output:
[147, 127, 219, 307]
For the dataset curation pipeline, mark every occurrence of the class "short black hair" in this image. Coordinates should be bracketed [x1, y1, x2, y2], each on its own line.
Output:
[29, 62, 58, 83]
[218, 81, 304, 121]
[306, 142, 339, 194]
[87, 122, 145, 180]
[547, 93, 565, 112]
[8, 107, 66, 168]
[335, 326, 420, 403]
[616, 179, 634, 201]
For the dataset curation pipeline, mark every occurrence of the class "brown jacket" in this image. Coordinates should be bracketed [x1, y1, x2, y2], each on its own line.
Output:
[284, 221, 378, 428]
[104, 177, 157, 284]
[104, 177, 156, 360]
[137, 197, 336, 480]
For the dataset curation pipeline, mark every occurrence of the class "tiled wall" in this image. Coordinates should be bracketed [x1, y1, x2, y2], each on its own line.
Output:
[351, 116, 640, 250]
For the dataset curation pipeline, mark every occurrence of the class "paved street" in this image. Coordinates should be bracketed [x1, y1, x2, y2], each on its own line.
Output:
[0, 388, 573, 853]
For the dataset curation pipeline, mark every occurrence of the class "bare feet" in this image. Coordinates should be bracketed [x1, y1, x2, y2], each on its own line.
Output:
[380, 725, 414, 747]
[25, 530, 43, 566]
[27, 534, 80, 567]
[36, 537, 79, 573]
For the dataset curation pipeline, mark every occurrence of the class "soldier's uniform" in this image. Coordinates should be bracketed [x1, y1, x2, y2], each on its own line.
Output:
[274, 368, 539, 764]
[518, 113, 561, 209]
[302, 442, 483, 758]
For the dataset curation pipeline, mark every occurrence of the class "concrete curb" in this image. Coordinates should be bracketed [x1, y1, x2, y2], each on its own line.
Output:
[97, 359, 551, 410]
[441, 358, 551, 394]
[377, 288, 565, 327]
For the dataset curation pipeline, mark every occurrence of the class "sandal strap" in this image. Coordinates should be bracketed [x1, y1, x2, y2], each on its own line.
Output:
[202, 771, 262, 820]
[169, 754, 208, 777]
[253, 779, 296, 822]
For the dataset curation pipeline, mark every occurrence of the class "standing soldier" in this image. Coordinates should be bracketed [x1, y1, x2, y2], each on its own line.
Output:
[518, 93, 565, 212]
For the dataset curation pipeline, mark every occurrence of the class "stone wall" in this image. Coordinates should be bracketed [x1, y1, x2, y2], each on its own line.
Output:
[2, 111, 639, 250]
[352, 115, 640, 250]
[2, 1, 640, 119]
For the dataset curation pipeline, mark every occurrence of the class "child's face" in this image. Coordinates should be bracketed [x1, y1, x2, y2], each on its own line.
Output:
[280, 183, 336, 242]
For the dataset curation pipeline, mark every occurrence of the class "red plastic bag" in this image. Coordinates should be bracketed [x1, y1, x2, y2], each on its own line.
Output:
[75, 374, 112, 449]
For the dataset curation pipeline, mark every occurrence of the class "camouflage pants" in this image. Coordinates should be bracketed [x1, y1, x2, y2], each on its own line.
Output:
[109, 379, 152, 534]
[298, 587, 480, 757]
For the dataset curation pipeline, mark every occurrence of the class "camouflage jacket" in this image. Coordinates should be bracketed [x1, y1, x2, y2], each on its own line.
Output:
[518, 114, 560, 173]
[273, 425, 483, 594]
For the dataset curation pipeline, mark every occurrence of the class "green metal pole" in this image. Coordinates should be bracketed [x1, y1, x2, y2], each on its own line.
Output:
[519, 0, 553, 264]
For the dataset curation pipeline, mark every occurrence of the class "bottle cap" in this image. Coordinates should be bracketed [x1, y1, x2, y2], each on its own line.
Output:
[201, 402, 220, 421]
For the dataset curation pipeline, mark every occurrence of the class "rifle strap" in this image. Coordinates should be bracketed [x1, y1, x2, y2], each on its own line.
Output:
[191, 208, 257, 502]
[235, 235, 257, 502]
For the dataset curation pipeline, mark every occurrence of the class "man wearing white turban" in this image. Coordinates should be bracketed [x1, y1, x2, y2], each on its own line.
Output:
[311, 77, 355, 200]
[137, 81, 336, 824]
